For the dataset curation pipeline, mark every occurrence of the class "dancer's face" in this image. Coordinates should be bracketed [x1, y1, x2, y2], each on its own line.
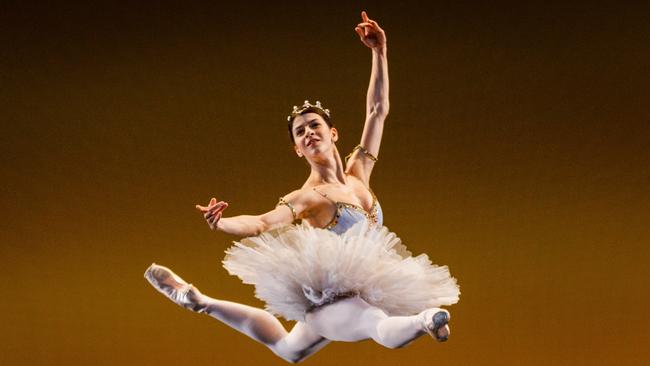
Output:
[291, 113, 338, 160]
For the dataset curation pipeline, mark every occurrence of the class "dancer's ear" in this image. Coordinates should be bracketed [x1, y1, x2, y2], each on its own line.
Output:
[294, 145, 303, 157]
[331, 127, 339, 143]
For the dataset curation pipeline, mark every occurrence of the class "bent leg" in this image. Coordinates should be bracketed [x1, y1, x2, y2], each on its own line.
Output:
[361, 306, 451, 348]
[272, 322, 330, 363]
[199, 297, 328, 362]
[305, 297, 449, 349]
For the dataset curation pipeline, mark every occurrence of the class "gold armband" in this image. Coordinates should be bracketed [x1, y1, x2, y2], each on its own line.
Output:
[345, 144, 378, 163]
[277, 197, 297, 222]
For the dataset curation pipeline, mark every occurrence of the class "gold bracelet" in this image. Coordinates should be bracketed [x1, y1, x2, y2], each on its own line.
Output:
[277, 197, 297, 222]
[345, 145, 378, 163]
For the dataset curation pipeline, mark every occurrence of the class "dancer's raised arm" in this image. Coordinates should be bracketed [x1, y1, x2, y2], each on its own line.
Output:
[346, 11, 389, 185]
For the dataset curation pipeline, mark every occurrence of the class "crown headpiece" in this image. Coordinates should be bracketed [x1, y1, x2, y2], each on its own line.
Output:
[287, 100, 331, 122]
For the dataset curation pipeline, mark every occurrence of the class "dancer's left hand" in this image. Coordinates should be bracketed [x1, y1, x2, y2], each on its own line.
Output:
[196, 197, 228, 230]
[355, 11, 386, 50]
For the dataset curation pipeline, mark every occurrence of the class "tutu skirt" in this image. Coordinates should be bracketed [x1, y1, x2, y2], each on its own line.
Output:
[223, 221, 460, 321]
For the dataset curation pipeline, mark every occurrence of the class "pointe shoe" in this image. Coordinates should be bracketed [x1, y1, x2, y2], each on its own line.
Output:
[421, 309, 451, 342]
[144, 263, 206, 313]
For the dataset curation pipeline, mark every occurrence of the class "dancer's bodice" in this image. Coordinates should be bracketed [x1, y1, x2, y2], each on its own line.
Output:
[314, 187, 384, 235]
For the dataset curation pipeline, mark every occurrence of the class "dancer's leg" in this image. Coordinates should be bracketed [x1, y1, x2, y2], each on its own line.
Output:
[271, 322, 331, 363]
[305, 297, 450, 349]
[198, 297, 329, 363]
[373, 310, 449, 348]
[145, 264, 328, 363]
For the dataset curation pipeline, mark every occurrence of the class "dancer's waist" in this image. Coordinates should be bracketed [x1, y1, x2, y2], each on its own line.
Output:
[305, 291, 358, 313]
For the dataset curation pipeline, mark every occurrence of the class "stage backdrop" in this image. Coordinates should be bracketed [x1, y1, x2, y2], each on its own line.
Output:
[1, 1, 648, 365]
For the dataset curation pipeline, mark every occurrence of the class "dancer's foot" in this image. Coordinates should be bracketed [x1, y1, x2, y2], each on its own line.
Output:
[421, 309, 451, 342]
[144, 263, 206, 313]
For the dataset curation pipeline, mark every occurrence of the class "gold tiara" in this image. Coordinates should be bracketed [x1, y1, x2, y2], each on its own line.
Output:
[287, 100, 331, 122]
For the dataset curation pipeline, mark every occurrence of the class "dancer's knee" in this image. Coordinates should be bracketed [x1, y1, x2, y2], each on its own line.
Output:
[270, 341, 309, 364]
[271, 350, 301, 364]
[270, 322, 328, 364]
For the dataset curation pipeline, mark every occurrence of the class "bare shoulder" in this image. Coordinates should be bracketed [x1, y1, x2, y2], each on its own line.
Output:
[279, 187, 321, 219]
[281, 187, 317, 203]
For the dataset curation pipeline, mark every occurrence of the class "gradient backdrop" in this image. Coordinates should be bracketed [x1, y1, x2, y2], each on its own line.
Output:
[1, 1, 648, 365]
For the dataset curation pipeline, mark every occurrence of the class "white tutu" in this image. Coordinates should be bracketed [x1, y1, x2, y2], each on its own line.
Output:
[222, 221, 460, 321]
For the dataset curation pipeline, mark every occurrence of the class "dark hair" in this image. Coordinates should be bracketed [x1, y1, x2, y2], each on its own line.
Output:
[287, 107, 333, 144]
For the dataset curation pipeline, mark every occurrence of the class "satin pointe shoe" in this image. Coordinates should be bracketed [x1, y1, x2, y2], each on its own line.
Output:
[144, 263, 206, 313]
[421, 309, 451, 342]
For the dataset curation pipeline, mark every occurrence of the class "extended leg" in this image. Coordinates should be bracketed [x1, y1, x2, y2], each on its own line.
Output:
[144, 264, 328, 363]
[199, 298, 328, 363]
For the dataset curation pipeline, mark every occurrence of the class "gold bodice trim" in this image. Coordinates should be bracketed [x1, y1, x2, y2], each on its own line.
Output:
[314, 187, 380, 230]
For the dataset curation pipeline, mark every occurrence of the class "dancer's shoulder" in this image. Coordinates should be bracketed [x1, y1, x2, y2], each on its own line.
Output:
[279, 187, 321, 207]
[278, 186, 339, 222]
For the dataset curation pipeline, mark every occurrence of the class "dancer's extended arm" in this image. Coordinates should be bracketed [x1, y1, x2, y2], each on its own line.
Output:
[216, 210, 289, 236]
[346, 11, 389, 185]
[195, 190, 312, 237]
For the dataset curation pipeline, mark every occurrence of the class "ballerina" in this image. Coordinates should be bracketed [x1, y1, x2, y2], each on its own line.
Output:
[145, 11, 460, 363]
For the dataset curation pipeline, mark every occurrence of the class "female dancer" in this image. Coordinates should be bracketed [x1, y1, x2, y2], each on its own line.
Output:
[145, 11, 459, 363]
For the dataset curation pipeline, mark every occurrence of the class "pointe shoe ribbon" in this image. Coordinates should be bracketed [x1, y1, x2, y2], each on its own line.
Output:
[144, 263, 206, 313]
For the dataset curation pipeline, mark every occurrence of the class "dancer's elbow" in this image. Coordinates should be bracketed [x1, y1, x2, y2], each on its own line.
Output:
[254, 219, 269, 236]
[370, 102, 389, 118]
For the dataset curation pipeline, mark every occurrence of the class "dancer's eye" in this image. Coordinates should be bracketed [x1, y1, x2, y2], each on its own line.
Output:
[296, 129, 304, 136]
[310, 123, 319, 129]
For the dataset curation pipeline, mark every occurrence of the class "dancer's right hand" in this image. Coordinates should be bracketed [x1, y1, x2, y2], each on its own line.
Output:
[196, 198, 228, 230]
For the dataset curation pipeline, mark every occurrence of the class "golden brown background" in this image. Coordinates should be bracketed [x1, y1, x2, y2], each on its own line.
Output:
[1, 1, 648, 365]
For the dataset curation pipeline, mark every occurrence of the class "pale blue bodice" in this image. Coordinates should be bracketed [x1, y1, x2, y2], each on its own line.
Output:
[322, 196, 384, 235]
[278, 186, 384, 235]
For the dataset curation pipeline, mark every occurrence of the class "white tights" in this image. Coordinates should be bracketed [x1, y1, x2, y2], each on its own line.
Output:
[194, 293, 435, 363]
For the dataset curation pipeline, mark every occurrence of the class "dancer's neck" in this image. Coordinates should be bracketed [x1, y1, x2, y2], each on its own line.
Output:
[304, 146, 347, 187]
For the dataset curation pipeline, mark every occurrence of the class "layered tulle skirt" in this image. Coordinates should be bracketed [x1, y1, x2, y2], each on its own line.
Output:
[222, 221, 460, 321]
